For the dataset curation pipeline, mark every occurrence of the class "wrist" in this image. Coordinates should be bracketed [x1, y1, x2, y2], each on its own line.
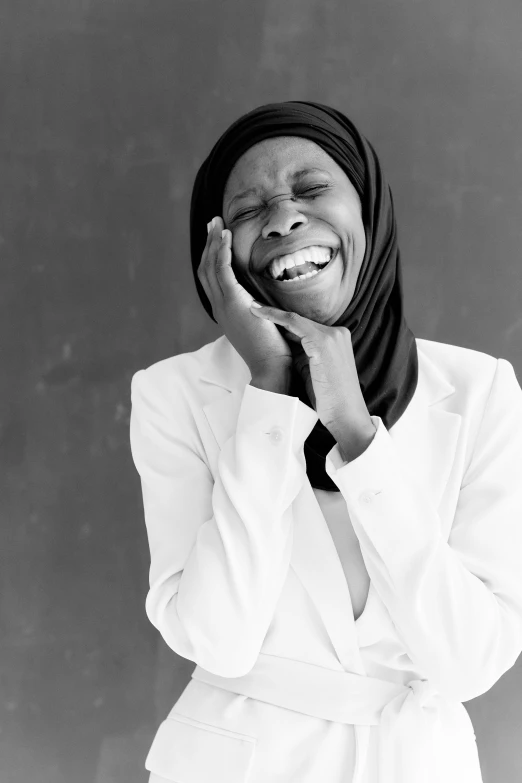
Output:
[249, 368, 292, 395]
[332, 419, 377, 463]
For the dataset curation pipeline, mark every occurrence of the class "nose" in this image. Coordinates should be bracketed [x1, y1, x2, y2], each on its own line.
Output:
[261, 198, 308, 240]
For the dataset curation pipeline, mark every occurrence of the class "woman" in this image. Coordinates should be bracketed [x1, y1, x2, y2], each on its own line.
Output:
[130, 101, 522, 783]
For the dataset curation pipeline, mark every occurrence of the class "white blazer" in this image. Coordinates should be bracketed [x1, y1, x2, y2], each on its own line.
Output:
[130, 335, 522, 783]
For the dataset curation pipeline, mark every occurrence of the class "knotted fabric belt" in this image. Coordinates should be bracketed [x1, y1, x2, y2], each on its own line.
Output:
[192, 652, 444, 783]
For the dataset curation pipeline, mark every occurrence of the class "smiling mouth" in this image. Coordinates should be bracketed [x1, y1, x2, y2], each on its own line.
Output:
[265, 247, 338, 285]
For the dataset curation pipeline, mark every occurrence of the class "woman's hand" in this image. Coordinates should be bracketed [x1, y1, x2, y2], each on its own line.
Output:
[198, 217, 293, 385]
[250, 302, 376, 461]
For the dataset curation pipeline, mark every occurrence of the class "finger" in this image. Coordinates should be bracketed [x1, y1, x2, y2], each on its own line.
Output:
[197, 218, 218, 277]
[249, 303, 311, 339]
[199, 217, 226, 300]
[197, 224, 215, 298]
[207, 221, 228, 297]
[197, 220, 216, 289]
[215, 229, 242, 296]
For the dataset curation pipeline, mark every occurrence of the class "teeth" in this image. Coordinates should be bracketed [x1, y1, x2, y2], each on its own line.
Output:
[281, 269, 320, 282]
[268, 246, 332, 279]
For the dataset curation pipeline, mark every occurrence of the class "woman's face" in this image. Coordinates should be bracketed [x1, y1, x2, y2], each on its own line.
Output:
[222, 136, 366, 324]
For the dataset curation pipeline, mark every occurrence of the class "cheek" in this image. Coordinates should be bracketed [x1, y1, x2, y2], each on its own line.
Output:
[354, 222, 366, 262]
[348, 227, 366, 298]
[338, 205, 365, 259]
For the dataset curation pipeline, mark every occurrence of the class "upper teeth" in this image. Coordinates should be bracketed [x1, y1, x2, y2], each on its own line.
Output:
[268, 246, 332, 279]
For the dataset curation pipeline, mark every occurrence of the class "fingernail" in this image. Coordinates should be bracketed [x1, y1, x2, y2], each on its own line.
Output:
[207, 222, 212, 233]
[250, 301, 262, 308]
[221, 229, 227, 239]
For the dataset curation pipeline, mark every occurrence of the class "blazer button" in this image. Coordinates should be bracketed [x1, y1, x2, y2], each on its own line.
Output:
[268, 426, 284, 444]
[359, 489, 378, 505]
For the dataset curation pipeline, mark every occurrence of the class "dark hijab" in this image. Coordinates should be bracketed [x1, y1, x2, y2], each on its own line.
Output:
[190, 101, 418, 491]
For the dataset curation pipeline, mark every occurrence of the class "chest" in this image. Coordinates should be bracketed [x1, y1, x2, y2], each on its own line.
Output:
[313, 488, 370, 622]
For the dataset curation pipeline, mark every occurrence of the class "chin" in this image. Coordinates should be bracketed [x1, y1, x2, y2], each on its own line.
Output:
[287, 297, 337, 324]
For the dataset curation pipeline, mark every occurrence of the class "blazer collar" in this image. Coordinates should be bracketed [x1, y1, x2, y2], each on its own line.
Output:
[200, 335, 460, 522]
[199, 336, 251, 392]
[413, 338, 456, 408]
[199, 335, 455, 407]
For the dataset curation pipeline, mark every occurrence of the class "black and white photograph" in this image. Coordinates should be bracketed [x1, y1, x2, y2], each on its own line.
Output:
[2, 2, 522, 782]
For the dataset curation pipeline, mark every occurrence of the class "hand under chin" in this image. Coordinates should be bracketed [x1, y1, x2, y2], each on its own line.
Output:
[291, 345, 317, 410]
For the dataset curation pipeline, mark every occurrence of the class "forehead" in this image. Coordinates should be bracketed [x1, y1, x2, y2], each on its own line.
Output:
[223, 136, 343, 201]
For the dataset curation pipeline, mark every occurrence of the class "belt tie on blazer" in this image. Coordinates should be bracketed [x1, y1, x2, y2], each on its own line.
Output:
[191, 653, 444, 783]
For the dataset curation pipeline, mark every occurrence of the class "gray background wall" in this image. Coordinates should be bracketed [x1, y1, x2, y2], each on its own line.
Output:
[1, 0, 521, 781]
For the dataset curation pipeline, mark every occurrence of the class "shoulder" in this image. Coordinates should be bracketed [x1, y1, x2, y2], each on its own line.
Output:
[130, 335, 246, 408]
[416, 337, 497, 382]
[132, 336, 221, 386]
[416, 337, 521, 411]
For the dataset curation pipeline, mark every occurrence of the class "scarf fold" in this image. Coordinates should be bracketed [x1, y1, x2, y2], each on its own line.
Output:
[190, 101, 418, 491]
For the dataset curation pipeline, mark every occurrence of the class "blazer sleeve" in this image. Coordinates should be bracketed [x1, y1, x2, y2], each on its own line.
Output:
[325, 357, 522, 702]
[130, 367, 318, 677]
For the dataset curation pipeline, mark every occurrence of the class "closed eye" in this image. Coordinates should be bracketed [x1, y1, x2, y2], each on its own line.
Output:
[300, 185, 329, 195]
[233, 185, 330, 221]
[234, 207, 261, 220]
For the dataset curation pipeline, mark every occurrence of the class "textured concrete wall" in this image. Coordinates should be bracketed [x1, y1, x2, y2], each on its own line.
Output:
[1, 0, 521, 781]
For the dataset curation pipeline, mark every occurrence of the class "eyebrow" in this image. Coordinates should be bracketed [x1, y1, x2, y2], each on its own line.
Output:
[228, 167, 331, 208]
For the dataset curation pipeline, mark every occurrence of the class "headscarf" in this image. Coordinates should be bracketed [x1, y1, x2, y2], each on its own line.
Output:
[190, 101, 418, 491]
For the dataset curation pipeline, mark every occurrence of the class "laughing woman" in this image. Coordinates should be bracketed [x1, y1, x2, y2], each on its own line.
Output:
[129, 102, 522, 783]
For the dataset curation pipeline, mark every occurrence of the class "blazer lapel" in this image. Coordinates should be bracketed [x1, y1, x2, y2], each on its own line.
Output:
[200, 336, 251, 451]
[389, 345, 461, 516]
[354, 346, 462, 649]
[202, 388, 245, 451]
[290, 482, 366, 670]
